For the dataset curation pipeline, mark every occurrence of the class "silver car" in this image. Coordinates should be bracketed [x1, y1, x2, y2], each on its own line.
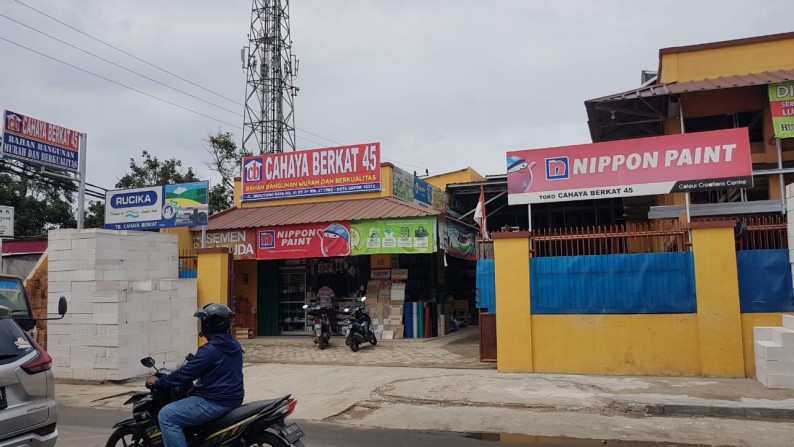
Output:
[0, 305, 57, 447]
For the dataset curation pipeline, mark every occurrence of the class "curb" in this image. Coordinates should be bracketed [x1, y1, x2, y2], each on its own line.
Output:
[643, 403, 794, 421]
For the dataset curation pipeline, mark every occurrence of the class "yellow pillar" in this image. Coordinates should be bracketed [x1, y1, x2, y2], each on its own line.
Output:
[492, 231, 533, 372]
[196, 247, 232, 346]
[690, 221, 746, 377]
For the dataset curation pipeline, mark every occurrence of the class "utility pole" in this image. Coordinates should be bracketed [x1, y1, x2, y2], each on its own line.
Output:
[241, 0, 299, 155]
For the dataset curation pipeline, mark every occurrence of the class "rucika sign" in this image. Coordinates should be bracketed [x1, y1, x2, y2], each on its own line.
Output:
[241, 143, 381, 201]
[506, 128, 753, 205]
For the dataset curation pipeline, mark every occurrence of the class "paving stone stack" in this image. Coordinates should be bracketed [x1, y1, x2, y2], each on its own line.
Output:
[754, 314, 794, 389]
[23, 255, 49, 348]
[47, 229, 197, 382]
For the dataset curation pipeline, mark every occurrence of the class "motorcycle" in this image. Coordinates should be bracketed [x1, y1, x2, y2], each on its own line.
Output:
[302, 303, 332, 350]
[343, 296, 377, 352]
[106, 356, 306, 447]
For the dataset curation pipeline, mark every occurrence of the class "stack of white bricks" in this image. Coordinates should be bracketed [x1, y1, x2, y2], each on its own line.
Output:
[754, 314, 794, 389]
[47, 229, 197, 382]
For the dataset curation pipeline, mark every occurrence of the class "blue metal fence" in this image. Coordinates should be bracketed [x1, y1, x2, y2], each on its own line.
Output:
[476, 259, 495, 313]
[737, 249, 794, 313]
[530, 252, 697, 314]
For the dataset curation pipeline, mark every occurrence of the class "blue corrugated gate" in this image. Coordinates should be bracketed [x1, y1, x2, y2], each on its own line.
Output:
[737, 249, 794, 313]
[530, 252, 696, 314]
[476, 259, 495, 313]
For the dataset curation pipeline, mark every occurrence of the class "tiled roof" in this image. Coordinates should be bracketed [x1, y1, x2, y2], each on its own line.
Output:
[205, 197, 439, 231]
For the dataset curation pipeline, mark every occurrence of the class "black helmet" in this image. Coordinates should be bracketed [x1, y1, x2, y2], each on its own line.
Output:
[194, 303, 232, 337]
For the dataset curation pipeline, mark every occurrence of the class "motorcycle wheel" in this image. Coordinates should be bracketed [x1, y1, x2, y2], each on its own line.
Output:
[105, 426, 150, 447]
[369, 334, 377, 345]
[245, 431, 289, 447]
[350, 338, 360, 352]
[318, 336, 327, 350]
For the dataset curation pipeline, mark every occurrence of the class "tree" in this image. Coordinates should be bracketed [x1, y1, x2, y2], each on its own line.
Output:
[0, 163, 77, 238]
[84, 151, 201, 227]
[204, 131, 249, 214]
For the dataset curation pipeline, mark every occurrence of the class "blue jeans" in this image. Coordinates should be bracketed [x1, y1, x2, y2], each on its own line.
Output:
[158, 395, 234, 447]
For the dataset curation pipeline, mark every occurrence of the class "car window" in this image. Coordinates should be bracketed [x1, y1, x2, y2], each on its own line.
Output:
[0, 278, 31, 319]
[0, 318, 34, 364]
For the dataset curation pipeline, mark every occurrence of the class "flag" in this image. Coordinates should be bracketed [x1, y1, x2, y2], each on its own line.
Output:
[473, 186, 487, 239]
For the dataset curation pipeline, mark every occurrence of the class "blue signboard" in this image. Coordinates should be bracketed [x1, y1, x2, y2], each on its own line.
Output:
[2, 110, 81, 172]
[104, 181, 209, 230]
[413, 177, 431, 207]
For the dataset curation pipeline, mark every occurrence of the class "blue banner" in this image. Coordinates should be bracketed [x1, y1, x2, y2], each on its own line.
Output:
[104, 181, 209, 230]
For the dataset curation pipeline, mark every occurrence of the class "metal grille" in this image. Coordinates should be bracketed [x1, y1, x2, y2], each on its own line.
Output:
[738, 215, 788, 250]
[531, 221, 689, 257]
[178, 250, 197, 278]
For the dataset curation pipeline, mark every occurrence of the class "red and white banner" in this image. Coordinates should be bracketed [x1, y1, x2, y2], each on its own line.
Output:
[257, 221, 352, 260]
[241, 143, 381, 202]
[194, 229, 256, 260]
[506, 128, 753, 205]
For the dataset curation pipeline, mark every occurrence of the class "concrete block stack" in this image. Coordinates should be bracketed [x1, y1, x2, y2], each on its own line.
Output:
[754, 314, 794, 389]
[47, 229, 197, 382]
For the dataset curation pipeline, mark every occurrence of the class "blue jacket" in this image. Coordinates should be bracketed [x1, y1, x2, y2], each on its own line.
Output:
[156, 333, 244, 407]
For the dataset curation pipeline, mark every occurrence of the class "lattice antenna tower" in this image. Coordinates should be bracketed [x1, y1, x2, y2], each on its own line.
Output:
[241, 0, 299, 154]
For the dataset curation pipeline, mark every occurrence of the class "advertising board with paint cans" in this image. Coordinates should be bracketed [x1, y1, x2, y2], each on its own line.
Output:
[104, 181, 208, 230]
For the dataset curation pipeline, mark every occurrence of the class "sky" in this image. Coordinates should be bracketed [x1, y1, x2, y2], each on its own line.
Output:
[0, 0, 791, 202]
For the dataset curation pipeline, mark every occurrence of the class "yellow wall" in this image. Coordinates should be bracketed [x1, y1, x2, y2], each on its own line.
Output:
[660, 37, 794, 83]
[691, 225, 746, 376]
[197, 249, 231, 308]
[531, 314, 701, 375]
[493, 233, 533, 372]
[235, 164, 394, 208]
[492, 224, 769, 377]
[424, 167, 485, 190]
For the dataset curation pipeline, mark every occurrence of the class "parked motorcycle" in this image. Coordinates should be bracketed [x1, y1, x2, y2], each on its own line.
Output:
[343, 297, 377, 352]
[106, 356, 306, 447]
[302, 303, 332, 350]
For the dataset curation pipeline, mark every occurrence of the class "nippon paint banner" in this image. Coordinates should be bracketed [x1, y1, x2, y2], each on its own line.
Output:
[257, 222, 352, 260]
[769, 82, 794, 138]
[2, 110, 80, 172]
[104, 181, 209, 230]
[506, 128, 753, 205]
[241, 143, 381, 201]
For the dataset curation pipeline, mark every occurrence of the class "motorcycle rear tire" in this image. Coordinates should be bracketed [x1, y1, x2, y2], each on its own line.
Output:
[318, 337, 327, 350]
[369, 335, 377, 345]
[245, 431, 290, 447]
[350, 338, 360, 352]
[106, 426, 150, 447]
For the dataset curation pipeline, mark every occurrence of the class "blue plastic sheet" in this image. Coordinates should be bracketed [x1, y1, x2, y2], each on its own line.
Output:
[476, 259, 496, 313]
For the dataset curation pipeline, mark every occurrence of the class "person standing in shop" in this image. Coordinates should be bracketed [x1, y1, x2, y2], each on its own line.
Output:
[317, 284, 338, 334]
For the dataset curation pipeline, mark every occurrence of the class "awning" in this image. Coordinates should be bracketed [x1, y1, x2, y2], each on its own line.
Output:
[585, 68, 794, 142]
[203, 197, 440, 231]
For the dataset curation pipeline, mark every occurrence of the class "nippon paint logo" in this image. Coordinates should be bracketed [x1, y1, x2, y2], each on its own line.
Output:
[545, 156, 569, 180]
[258, 230, 275, 249]
[244, 159, 262, 182]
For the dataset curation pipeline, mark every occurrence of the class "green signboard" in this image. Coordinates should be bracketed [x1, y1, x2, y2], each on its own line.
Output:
[350, 217, 435, 255]
[769, 82, 794, 139]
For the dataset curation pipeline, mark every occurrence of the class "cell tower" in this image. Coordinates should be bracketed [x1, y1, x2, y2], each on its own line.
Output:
[241, 0, 299, 154]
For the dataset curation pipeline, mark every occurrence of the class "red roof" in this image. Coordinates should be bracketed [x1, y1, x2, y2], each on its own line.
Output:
[205, 197, 439, 231]
[2, 239, 47, 255]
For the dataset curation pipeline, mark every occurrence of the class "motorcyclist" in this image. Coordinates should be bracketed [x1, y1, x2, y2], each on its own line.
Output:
[145, 303, 244, 447]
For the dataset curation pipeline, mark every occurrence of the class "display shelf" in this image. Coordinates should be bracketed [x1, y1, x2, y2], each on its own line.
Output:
[279, 269, 307, 334]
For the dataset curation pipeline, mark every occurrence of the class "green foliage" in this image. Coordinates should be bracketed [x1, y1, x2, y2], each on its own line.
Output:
[116, 150, 199, 189]
[0, 167, 76, 238]
[204, 132, 248, 214]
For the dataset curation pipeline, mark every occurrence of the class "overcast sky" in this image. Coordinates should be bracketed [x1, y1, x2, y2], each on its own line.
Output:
[1, 0, 791, 200]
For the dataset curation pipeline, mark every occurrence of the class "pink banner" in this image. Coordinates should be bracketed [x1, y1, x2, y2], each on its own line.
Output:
[257, 221, 352, 260]
[506, 128, 753, 204]
[241, 143, 380, 202]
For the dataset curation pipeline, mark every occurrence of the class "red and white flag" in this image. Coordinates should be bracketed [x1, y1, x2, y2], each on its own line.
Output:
[473, 186, 488, 239]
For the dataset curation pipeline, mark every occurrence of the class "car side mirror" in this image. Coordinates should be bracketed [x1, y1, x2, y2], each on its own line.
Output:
[58, 296, 68, 316]
[141, 357, 156, 368]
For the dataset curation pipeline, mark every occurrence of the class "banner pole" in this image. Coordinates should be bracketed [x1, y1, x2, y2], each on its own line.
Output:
[77, 133, 87, 230]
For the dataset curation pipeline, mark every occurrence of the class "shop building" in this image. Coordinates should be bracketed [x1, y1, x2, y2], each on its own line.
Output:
[190, 144, 483, 338]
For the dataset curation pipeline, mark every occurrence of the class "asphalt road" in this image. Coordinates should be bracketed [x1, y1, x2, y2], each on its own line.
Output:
[59, 406, 712, 447]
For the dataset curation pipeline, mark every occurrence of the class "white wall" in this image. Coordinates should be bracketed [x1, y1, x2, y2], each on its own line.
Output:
[47, 229, 197, 382]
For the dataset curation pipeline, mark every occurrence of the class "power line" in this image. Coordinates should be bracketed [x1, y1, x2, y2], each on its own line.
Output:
[11, 0, 240, 106]
[0, 12, 241, 117]
[0, 36, 242, 130]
